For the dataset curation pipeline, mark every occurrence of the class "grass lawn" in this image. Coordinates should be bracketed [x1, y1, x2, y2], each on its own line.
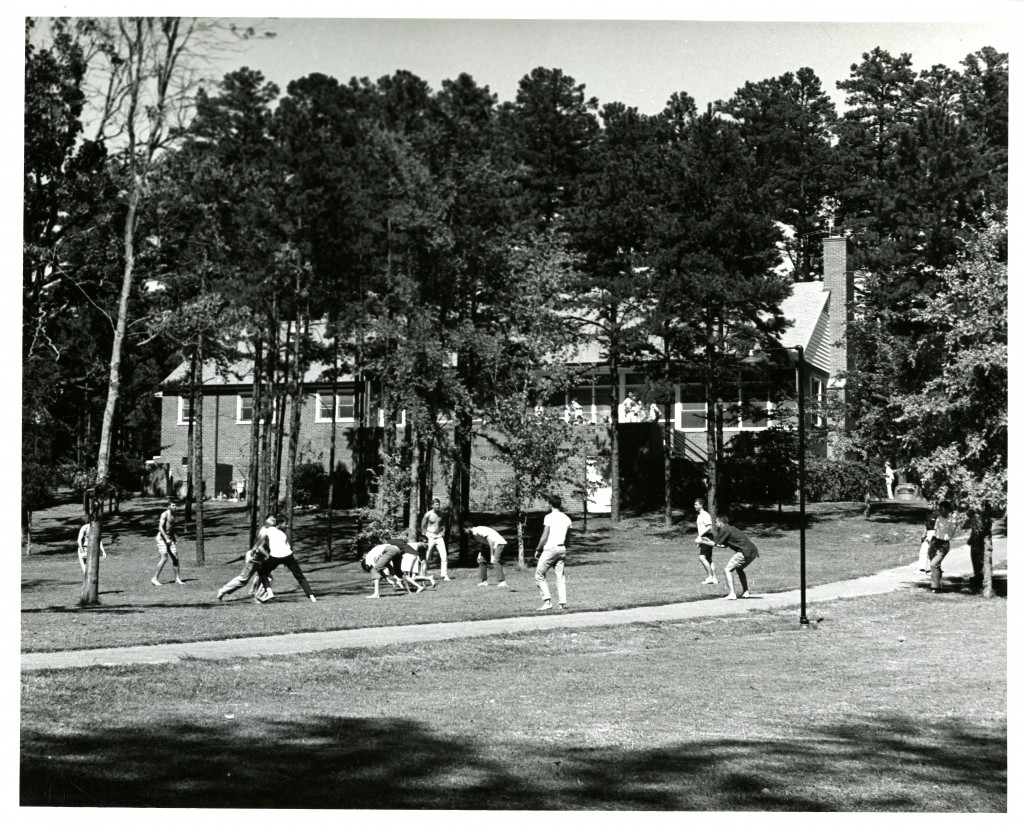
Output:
[20, 589, 1006, 810]
[22, 492, 969, 652]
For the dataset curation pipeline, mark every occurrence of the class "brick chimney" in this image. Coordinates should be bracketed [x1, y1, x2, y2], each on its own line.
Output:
[823, 236, 853, 378]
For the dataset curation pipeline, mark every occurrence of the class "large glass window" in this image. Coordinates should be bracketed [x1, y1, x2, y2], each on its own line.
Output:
[742, 382, 770, 428]
[678, 384, 706, 431]
[317, 391, 355, 422]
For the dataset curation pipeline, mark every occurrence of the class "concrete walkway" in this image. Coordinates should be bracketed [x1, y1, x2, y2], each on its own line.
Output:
[22, 535, 1006, 671]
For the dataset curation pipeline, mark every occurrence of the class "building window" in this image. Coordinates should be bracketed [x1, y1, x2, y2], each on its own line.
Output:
[811, 378, 825, 427]
[316, 392, 355, 423]
[677, 384, 706, 431]
[237, 393, 253, 424]
[177, 396, 193, 425]
[741, 382, 770, 429]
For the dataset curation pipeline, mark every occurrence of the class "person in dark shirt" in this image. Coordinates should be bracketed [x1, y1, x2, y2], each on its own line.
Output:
[967, 504, 993, 592]
[712, 514, 760, 600]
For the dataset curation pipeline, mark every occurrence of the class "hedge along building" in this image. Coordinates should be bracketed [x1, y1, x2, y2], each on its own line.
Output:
[153, 236, 853, 512]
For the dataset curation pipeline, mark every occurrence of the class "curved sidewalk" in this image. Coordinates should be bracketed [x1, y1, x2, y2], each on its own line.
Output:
[21, 537, 1005, 672]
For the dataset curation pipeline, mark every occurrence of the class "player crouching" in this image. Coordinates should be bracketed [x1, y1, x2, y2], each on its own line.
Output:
[362, 539, 431, 599]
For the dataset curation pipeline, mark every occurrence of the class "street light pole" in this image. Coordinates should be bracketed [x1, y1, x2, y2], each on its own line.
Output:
[795, 345, 808, 628]
[743, 344, 809, 627]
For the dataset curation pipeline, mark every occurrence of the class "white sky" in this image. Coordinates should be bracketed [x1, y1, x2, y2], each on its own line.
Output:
[205, 15, 1011, 115]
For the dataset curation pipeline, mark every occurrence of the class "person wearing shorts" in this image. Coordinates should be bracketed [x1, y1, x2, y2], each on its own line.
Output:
[469, 525, 507, 587]
[712, 514, 759, 600]
[421, 498, 449, 580]
[693, 497, 717, 584]
[77, 521, 107, 574]
[152, 501, 183, 586]
[534, 494, 572, 611]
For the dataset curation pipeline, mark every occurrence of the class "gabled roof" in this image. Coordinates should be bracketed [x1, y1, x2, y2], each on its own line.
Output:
[777, 281, 830, 353]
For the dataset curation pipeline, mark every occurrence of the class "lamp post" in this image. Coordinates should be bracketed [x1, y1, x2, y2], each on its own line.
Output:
[744, 344, 808, 628]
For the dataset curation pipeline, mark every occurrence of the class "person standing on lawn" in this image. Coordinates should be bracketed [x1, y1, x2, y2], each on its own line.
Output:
[252, 516, 316, 603]
[928, 501, 959, 593]
[469, 524, 508, 587]
[693, 497, 717, 584]
[711, 514, 759, 600]
[151, 500, 183, 586]
[421, 497, 450, 581]
[77, 521, 107, 574]
[534, 494, 572, 611]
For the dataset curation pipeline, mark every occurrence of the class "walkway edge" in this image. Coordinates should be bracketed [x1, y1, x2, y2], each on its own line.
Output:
[21, 538, 1004, 671]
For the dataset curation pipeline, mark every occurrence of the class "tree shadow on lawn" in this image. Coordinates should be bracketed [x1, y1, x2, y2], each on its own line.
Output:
[21, 713, 1004, 810]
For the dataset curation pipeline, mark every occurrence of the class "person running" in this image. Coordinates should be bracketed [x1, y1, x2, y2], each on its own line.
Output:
[251, 516, 316, 603]
[152, 501, 183, 586]
[76, 522, 107, 574]
[421, 498, 450, 581]
[928, 501, 959, 593]
[711, 514, 759, 600]
[693, 498, 717, 584]
[363, 540, 420, 598]
[534, 494, 572, 611]
[468, 524, 508, 587]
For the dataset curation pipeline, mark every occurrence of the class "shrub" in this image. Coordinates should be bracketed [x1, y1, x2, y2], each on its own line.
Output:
[804, 457, 881, 502]
[293, 461, 328, 507]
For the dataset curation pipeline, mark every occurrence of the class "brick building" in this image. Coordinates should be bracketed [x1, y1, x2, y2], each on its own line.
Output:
[153, 237, 853, 512]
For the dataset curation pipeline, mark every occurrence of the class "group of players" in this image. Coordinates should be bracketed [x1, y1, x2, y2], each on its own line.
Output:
[77, 491, 763, 608]
[360, 494, 573, 611]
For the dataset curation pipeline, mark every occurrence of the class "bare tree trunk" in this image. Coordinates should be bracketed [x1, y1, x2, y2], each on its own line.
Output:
[406, 422, 421, 540]
[247, 336, 263, 547]
[185, 355, 196, 523]
[516, 507, 526, 569]
[325, 325, 339, 561]
[663, 397, 673, 528]
[259, 312, 278, 520]
[982, 532, 994, 599]
[284, 316, 307, 537]
[609, 345, 621, 523]
[191, 337, 205, 566]
[81, 175, 140, 606]
[272, 320, 293, 514]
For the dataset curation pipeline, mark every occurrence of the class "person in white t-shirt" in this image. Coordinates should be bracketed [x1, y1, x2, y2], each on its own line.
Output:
[469, 525, 508, 587]
[534, 494, 572, 611]
[250, 516, 316, 603]
[693, 497, 717, 584]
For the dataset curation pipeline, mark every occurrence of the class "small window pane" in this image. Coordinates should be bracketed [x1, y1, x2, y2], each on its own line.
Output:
[238, 393, 253, 422]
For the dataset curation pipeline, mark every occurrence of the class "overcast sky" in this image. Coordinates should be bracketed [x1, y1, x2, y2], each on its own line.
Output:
[211, 14, 1011, 114]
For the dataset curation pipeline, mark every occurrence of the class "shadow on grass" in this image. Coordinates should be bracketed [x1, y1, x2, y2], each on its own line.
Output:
[21, 713, 1005, 810]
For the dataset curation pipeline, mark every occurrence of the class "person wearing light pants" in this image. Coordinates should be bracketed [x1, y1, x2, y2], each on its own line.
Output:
[469, 525, 507, 587]
[534, 494, 572, 611]
[421, 498, 449, 580]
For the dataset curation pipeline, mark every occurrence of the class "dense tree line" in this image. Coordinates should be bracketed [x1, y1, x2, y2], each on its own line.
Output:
[23, 18, 1007, 602]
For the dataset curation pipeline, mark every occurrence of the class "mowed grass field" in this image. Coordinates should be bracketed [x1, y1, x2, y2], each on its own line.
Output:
[20, 590, 1006, 810]
[23, 492, 958, 652]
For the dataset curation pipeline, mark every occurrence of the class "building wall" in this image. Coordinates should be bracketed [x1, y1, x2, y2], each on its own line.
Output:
[156, 388, 361, 501]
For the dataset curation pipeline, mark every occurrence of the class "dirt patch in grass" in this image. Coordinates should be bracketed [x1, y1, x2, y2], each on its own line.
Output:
[22, 495, 973, 652]
[21, 590, 1006, 810]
